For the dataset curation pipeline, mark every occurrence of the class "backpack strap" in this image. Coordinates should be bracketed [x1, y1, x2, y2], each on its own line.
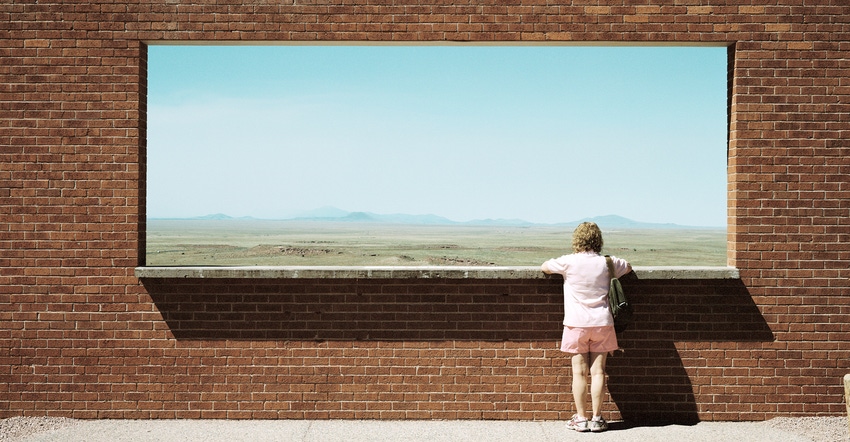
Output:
[605, 255, 616, 279]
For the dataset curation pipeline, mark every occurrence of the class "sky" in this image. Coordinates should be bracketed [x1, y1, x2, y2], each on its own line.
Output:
[147, 44, 728, 227]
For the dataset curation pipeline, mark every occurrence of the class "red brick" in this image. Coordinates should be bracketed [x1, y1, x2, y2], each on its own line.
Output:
[2, 0, 849, 423]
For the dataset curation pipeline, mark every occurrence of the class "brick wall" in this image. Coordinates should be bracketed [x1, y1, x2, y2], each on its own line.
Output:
[2, 0, 849, 422]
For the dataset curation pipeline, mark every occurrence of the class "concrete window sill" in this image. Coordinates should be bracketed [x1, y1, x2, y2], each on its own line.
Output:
[135, 266, 740, 280]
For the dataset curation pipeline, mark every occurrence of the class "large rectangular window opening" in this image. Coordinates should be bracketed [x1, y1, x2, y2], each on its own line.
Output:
[144, 44, 729, 267]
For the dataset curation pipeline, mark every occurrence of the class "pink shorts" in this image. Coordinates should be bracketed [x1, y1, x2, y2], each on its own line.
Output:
[560, 325, 618, 354]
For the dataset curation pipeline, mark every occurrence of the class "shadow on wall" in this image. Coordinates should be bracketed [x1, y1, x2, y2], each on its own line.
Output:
[142, 278, 563, 341]
[606, 276, 775, 424]
[142, 276, 773, 423]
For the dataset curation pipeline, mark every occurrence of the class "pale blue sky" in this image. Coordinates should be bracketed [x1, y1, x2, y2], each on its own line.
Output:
[147, 45, 728, 226]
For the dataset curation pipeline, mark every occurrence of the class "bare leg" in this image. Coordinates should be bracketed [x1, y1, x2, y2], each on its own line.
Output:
[588, 351, 608, 417]
[570, 353, 589, 418]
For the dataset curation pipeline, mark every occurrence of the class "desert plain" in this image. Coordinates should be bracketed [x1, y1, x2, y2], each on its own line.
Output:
[145, 220, 727, 267]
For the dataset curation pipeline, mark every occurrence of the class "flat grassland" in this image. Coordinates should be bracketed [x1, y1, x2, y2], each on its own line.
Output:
[145, 220, 727, 267]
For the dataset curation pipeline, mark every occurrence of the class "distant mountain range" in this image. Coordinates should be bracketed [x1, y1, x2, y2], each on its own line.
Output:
[150, 207, 718, 229]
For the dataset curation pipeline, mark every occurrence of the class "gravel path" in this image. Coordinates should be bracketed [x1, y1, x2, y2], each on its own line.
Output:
[0, 418, 79, 442]
[765, 417, 849, 442]
[0, 416, 847, 442]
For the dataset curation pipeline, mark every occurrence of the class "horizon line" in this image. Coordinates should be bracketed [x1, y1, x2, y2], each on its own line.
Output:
[146, 210, 725, 229]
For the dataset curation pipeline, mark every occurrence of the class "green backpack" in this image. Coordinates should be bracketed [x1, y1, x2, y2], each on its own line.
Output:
[605, 255, 633, 333]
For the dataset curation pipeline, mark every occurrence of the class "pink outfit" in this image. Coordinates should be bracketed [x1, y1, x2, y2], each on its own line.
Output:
[560, 325, 619, 353]
[542, 251, 631, 327]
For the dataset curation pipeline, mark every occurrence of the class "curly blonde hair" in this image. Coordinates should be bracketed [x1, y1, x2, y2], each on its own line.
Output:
[571, 222, 603, 253]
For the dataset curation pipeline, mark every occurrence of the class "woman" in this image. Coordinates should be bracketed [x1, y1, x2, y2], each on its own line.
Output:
[541, 222, 632, 433]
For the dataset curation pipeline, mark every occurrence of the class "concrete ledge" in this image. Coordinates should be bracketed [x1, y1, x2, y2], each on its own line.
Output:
[135, 266, 740, 280]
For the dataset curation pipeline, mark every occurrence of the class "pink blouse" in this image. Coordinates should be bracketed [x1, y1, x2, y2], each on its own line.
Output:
[542, 252, 631, 327]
